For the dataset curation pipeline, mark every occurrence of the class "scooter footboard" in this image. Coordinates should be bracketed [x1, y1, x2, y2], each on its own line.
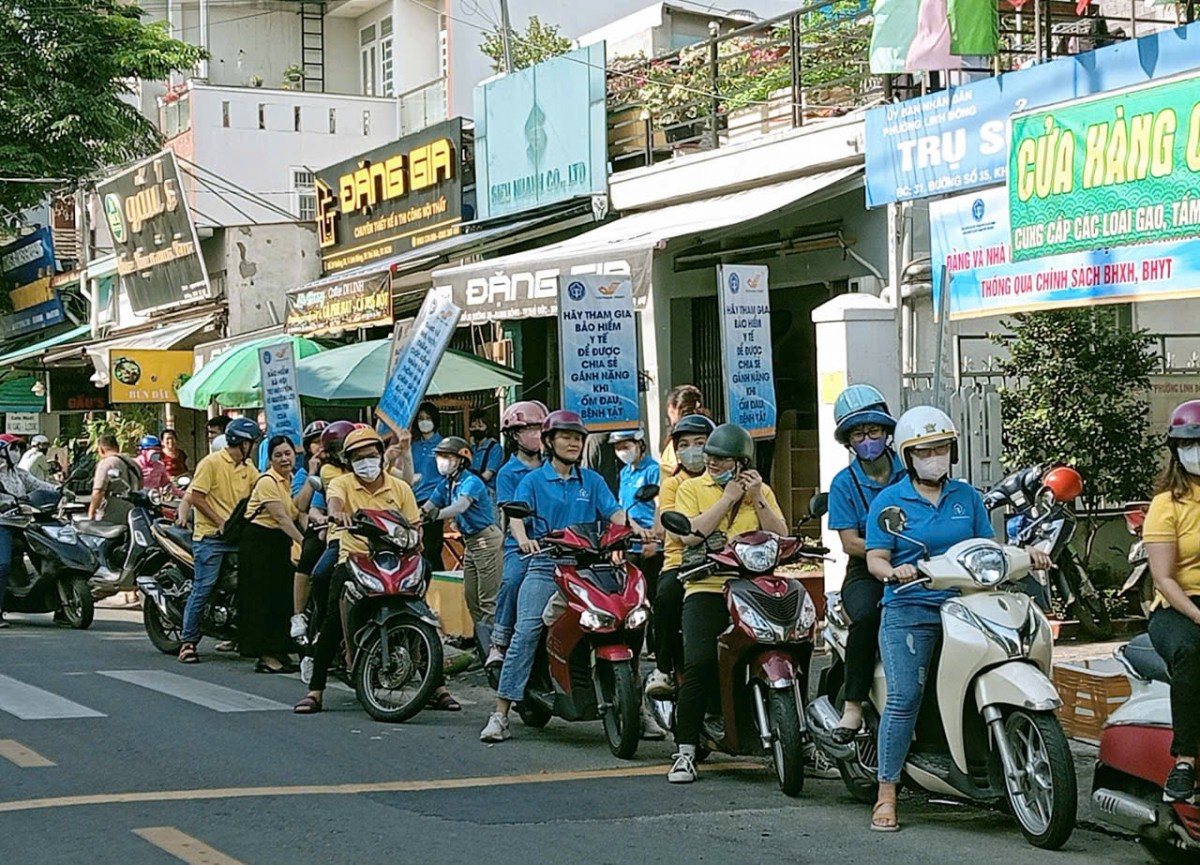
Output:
[974, 662, 1062, 713]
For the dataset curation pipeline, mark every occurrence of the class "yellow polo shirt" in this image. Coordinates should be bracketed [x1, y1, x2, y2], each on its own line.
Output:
[673, 472, 783, 596]
[327, 472, 420, 563]
[1144, 482, 1200, 611]
[659, 469, 697, 572]
[190, 449, 257, 541]
[320, 462, 349, 488]
[248, 467, 299, 532]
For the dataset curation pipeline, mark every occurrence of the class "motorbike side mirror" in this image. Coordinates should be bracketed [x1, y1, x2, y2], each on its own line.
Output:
[307, 474, 323, 493]
[176, 475, 191, 489]
[808, 492, 828, 519]
[500, 501, 532, 521]
[878, 506, 907, 536]
[107, 468, 121, 480]
[634, 483, 660, 503]
[660, 510, 695, 537]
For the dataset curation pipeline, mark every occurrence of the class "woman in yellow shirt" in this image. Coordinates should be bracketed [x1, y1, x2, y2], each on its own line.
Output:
[239, 436, 309, 674]
[664, 423, 786, 784]
[1146, 400, 1200, 802]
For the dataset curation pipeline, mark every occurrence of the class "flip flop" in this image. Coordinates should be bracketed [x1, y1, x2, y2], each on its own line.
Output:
[178, 643, 198, 664]
[428, 692, 462, 711]
[293, 695, 323, 714]
[871, 801, 900, 833]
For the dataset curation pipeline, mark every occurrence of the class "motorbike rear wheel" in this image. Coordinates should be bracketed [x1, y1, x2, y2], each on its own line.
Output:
[767, 687, 805, 797]
[516, 702, 552, 728]
[354, 619, 442, 723]
[143, 597, 183, 654]
[596, 660, 640, 760]
[58, 577, 94, 630]
[1000, 709, 1077, 850]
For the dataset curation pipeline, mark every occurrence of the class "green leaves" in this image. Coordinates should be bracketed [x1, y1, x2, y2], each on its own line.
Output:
[480, 15, 572, 74]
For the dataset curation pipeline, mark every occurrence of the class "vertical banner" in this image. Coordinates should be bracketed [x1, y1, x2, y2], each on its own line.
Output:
[258, 342, 303, 444]
[718, 265, 777, 439]
[376, 291, 462, 434]
[558, 274, 640, 432]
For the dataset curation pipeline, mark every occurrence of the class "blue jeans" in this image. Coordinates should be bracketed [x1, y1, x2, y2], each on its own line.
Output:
[491, 548, 529, 649]
[877, 603, 942, 784]
[496, 558, 557, 703]
[181, 537, 233, 644]
[0, 526, 11, 611]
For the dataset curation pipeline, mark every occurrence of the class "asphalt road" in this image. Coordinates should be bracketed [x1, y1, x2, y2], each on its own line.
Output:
[0, 609, 1153, 865]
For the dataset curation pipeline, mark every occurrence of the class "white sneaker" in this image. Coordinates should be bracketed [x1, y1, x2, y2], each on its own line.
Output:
[485, 646, 505, 668]
[667, 750, 697, 783]
[806, 745, 842, 780]
[290, 613, 308, 640]
[641, 705, 667, 740]
[299, 656, 314, 686]
[480, 712, 511, 743]
[644, 669, 674, 699]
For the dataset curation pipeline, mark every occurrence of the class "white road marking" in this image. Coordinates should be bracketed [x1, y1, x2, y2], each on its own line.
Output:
[0, 674, 106, 720]
[96, 670, 290, 713]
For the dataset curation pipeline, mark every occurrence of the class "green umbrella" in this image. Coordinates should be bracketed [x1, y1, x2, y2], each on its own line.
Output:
[177, 334, 324, 409]
[296, 339, 522, 403]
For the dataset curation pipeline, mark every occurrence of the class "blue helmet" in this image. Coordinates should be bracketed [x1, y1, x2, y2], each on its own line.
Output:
[139, 435, 162, 451]
[224, 417, 263, 445]
[833, 383, 896, 445]
[608, 429, 645, 445]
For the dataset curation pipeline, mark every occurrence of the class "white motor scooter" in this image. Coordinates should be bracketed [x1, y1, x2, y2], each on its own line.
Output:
[808, 505, 1077, 850]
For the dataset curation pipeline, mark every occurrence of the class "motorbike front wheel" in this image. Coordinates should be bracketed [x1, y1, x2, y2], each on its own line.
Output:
[596, 660, 640, 759]
[143, 596, 183, 654]
[767, 687, 805, 797]
[354, 619, 443, 723]
[1000, 710, 1077, 850]
[58, 577, 94, 629]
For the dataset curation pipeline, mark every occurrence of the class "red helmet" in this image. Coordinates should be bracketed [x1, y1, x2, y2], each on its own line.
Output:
[501, 400, 549, 432]
[320, 420, 357, 454]
[0, 433, 22, 445]
[541, 409, 587, 444]
[1168, 400, 1200, 441]
[1043, 466, 1083, 503]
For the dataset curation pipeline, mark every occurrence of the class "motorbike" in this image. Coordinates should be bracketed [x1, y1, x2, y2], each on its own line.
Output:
[1092, 634, 1200, 862]
[654, 510, 825, 796]
[809, 505, 1077, 850]
[1115, 501, 1152, 618]
[78, 484, 175, 603]
[499, 499, 653, 760]
[983, 463, 1112, 638]
[0, 490, 95, 628]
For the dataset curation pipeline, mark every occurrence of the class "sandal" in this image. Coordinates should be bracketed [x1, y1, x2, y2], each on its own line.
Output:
[255, 660, 289, 674]
[428, 691, 462, 711]
[871, 801, 900, 833]
[178, 643, 198, 664]
[832, 725, 860, 745]
[293, 695, 322, 714]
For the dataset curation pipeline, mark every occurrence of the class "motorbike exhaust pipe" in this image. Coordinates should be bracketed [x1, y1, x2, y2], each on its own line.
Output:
[1092, 788, 1157, 833]
[805, 695, 855, 760]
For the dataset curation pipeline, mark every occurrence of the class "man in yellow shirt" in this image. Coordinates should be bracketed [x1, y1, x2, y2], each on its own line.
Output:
[178, 417, 262, 664]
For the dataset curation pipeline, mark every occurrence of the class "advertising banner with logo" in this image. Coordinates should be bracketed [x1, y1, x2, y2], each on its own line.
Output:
[718, 265, 777, 439]
[48, 367, 109, 412]
[864, 21, 1200, 207]
[557, 274, 639, 432]
[0, 227, 65, 338]
[316, 118, 468, 274]
[474, 44, 608, 220]
[97, 150, 212, 314]
[0, 227, 56, 287]
[258, 341, 302, 444]
[376, 290, 462, 434]
[108, 349, 194, 403]
[931, 186, 1200, 319]
[1009, 72, 1200, 261]
[286, 271, 393, 335]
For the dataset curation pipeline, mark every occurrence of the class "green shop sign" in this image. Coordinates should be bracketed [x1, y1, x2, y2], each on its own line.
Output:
[1008, 71, 1200, 262]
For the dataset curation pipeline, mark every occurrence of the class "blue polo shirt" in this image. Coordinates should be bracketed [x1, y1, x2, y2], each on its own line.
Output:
[619, 456, 659, 552]
[828, 453, 906, 535]
[865, 476, 994, 609]
[411, 433, 443, 502]
[430, 471, 495, 537]
[496, 455, 541, 552]
[513, 461, 621, 539]
[471, 438, 504, 488]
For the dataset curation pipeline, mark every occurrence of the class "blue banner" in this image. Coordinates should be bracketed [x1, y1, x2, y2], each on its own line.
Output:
[865, 21, 1200, 208]
[258, 341, 303, 445]
[0, 297, 65, 339]
[376, 291, 462, 434]
[558, 274, 639, 432]
[0, 227, 56, 288]
[718, 265, 777, 439]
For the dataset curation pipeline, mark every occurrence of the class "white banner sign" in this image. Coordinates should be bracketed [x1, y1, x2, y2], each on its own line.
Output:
[5, 413, 39, 435]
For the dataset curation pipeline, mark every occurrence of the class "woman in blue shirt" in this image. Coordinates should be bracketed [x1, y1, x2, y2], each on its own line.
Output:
[864, 406, 1050, 832]
[469, 416, 504, 491]
[411, 401, 444, 575]
[826, 385, 905, 745]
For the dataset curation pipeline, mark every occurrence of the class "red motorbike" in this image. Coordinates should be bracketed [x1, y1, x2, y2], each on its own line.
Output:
[334, 509, 443, 723]
[655, 511, 825, 796]
[500, 501, 653, 759]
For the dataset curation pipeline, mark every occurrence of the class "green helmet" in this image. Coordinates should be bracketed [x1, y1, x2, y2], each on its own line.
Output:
[703, 423, 754, 462]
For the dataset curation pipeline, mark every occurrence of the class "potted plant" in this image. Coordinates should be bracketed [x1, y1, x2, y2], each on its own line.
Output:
[249, 74, 264, 88]
[282, 64, 305, 89]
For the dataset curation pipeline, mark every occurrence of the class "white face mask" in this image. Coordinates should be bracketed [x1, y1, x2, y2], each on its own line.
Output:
[436, 456, 458, 477]
[678, 445, 706, 474]
[912, 453, 951, 482]
[615, 446, 638, 466]
[351, 456, 382, 481]
[1179, 444, 1200, 476]
[417, 419, 435, 435]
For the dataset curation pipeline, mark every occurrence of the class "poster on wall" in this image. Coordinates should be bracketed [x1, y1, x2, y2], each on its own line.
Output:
[376, 291, 461, 435]
[258, 342, 302, 444]
[108, 349, 193, 403]
[717, 265, 777, 439]
[557, 274, 639, 433]
[285, 271, 393, 336]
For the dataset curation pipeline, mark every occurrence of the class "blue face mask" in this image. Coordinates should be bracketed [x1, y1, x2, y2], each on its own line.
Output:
[712, 469, 735, 486]
[852, 437, 888, 462]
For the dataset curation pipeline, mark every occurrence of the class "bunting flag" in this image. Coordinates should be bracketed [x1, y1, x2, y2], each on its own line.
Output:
[948, 0, 1000, 55]
[870, 0, 998, 73]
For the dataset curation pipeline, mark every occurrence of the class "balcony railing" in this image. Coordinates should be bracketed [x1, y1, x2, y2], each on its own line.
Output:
[398, 77, 449, 136]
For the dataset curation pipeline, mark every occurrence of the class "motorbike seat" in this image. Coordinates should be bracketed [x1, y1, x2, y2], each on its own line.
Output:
[77, 521, 127, 540]
[160, 523, 194, 551]
[1124, 633, 1171, 684]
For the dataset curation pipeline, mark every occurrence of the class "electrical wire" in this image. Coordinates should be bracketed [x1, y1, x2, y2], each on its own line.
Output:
[176, 155, 300, 222]
[178, 164, 262, 225]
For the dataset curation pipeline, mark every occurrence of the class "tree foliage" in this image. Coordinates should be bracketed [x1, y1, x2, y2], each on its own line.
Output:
[480, 15, 572, 74]
[992, 307, 1161, 563]
[0, 0, 205, 218]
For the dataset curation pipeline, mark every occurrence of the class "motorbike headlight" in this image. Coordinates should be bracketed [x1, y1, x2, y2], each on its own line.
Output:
[733, 538, 779, 574]
[350, 563, 384, 593]
[957, 544, 1008, 587]
[732, 595, 778, 643]
[580, 609, 616, 631]
[798, 592, 817, 633]
[627, 605, 650, 630]
[44, 524, 77, 544]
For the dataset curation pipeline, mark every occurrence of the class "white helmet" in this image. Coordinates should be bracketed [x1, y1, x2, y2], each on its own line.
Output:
[893, 406, 959, 467]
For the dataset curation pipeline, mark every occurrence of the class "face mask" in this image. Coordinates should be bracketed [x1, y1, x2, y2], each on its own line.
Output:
[678, 446, 706, 474]
[352, 457, 382, 481]
[912, 453, 951, 482]
[852, 437, 888, 462]
[149, 452, 163, 462]
[436, 456, 458, 477]
[1179, 444, 1200, 476]
[470, 430, 486, 442]
[517, 429, 541, 455]
[711, 469, 735, 487]
[615, 447, 638, 466]
[417, 419, 435, 435]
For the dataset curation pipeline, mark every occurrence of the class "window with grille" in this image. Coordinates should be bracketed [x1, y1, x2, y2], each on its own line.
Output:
[292, 169, 316, 221]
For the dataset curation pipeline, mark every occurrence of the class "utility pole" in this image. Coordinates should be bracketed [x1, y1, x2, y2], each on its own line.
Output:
[499, 0, 515, 73]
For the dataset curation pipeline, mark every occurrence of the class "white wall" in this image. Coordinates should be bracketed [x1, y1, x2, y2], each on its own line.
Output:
[220, 224, 322, 336]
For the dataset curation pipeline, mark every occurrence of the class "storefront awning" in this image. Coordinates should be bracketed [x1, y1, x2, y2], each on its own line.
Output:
[0, 324, 91, 369]
[433, 165, 863, 323]
[45, 314, 216, 386]
[0, 377, 46, 413]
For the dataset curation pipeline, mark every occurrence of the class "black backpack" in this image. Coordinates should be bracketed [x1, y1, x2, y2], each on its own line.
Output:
[219, 474, 272, 545]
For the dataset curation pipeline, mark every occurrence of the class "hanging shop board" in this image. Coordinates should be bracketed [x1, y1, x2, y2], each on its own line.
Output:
[718, 265, 777, 439]
[558, 274, 639, 433]
[376, 290, 462, 435]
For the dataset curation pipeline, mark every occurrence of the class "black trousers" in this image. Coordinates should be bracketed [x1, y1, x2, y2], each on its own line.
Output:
[1149, 599, 1200, 757]
[675, 593, 729, 747]
[654, 567, 684, 675]
[840, 558, 884, 704]
[422, 511, 444, 575]
[237, 524, 294, 659]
